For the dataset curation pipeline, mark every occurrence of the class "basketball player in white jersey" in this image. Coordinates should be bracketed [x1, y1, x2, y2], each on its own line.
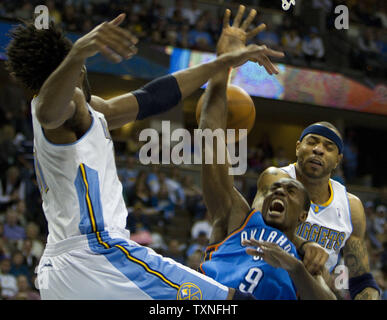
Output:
[207, 6, 380, 300]
[5, 10, 286, 300]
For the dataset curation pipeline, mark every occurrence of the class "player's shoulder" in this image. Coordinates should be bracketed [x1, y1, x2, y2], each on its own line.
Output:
[346, 191, 366, 235]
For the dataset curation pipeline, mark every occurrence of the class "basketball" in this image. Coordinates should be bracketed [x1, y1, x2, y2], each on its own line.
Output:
[196, 85, 256, 142]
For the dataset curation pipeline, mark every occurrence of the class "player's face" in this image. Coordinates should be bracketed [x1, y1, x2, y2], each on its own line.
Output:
[262, 178, 307, 233]
[296, 133, 342, 179]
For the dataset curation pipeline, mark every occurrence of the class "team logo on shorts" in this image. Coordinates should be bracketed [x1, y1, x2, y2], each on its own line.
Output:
[177, 282, 202, 300]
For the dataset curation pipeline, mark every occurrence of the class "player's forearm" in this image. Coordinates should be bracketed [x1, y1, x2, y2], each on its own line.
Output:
[198, 69, 229, 131]
[288, 260, 336, 300]
[36, 49, 85, 128]
[173, 55, 230, 101]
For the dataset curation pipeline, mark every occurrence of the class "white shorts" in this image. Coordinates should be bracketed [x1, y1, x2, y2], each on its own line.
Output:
[36, 229, 229, 300]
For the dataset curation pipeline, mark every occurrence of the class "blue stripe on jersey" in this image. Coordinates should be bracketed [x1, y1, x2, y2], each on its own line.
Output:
[86, 231, 228, 300]
[200, 210, 299, 300]
[74, 163, 105, 234]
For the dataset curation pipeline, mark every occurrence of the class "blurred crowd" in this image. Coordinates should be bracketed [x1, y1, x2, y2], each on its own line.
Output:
[0, 0, 386, 300]
[0, 0, 386, 78]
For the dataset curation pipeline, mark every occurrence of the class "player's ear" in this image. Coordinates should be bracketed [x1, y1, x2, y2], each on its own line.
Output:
[295, 140, 301, 157]
[299, 210, 308, 223]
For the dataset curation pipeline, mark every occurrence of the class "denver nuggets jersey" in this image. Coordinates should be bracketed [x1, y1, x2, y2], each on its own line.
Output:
[200, 210, 299, 300]
[280, 164, 353, 272]
[31, 96, 128, 244]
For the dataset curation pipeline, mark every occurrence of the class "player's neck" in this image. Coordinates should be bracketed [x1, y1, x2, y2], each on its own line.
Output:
[295, 168, 331, 205]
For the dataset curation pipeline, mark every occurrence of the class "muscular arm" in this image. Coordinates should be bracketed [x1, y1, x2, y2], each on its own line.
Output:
[199, 70, 250, 243]
[343, 193, 380, 300]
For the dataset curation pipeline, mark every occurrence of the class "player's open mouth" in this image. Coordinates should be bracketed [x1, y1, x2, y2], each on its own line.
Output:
[268, 199, 285, 217]
[309, 158, 323, 167]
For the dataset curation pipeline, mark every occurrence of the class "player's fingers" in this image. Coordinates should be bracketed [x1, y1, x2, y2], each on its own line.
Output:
[104, 23, 138, 45]
[99, 36, 136, 60]
[262, 48, 285, 58]
[240, 9, 257, 31]
[108, 13, 126, 26]
[98, 28, 137, 56]
[247, 23, 266, 40]
[223, 9, 231, 29]
[232, 5, 246, 28]
[95, 40, 123, 63]
[245, 247, 264, 257]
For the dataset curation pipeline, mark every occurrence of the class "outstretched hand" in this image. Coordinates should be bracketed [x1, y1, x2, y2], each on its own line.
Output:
[217, 5, 284, 75]
[72, 13, 138, 63]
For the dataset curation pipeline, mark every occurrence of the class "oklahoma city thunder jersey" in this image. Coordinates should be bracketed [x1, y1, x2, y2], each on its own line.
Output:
[280, 164, 353, 272]
[31, 96, 128, 244]
[200, 210, 299, 300]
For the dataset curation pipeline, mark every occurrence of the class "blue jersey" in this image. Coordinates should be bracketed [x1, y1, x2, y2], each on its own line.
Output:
[200, 210, 299, 300]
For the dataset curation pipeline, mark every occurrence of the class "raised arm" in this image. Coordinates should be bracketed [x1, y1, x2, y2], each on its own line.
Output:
[198, 6, 284, 243]
[343, 193, 380, 299]
[36, 14, 137, 129]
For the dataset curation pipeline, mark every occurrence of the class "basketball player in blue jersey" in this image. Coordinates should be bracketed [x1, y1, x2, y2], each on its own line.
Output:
[5, 10, 286, 300]
[197, 9, 335, 300]
[211, 6, 380, 300]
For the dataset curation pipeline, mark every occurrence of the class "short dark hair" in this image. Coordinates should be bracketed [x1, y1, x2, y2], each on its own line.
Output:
[6, 21, 73, 92]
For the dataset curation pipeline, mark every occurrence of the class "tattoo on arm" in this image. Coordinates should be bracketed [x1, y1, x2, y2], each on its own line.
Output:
[343, 237, 369, 277]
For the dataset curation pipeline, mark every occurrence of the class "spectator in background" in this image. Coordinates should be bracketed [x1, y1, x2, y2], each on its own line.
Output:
[178, 24, 191, 48]
[165, 238, 185, 265]
[118, 156, 138, 199]
[281, 28, 302, 62]
[302, 27, 325, 65]
[183, 0, 202, 26]
[0, 258, 18, 299]
[257, 28, 281, 51]
[62, 3, 81, 33]
[127, 202, 153, 246]
[186, 231, 209, 258]
[22, 222, 44, 260]
[0, 166, 25, 212]
[190, 211, 212, 241]
[3, 209, 25, 246]
[0, 227, 11, 261]
[11, 275, 40, 300]
[10, 250, 30, 280]
[127, 170, 154, 207]
[188, 17, 214, 51]
[19, 239, 38, 276]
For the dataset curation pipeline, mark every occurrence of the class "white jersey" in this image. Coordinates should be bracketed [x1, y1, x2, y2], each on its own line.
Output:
[280, 164, 353, 272]
[31, 96, 128, 244]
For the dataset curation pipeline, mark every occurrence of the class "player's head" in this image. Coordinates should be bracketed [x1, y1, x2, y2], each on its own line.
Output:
[295, 121, 343, 179]
[6, 21, 91, 102]
[261, 178, 309, 235]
